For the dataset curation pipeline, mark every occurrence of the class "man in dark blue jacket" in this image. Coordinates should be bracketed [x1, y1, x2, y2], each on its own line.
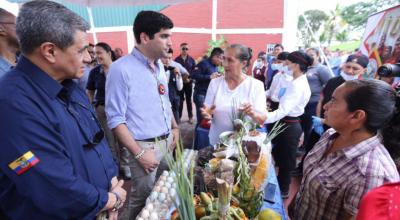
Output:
[192, 47, 224, 124]
[0, 1, 126, 219]
[175, 42, 196, 124]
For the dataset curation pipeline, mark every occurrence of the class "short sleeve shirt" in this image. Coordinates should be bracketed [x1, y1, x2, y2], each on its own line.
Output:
[293, 129, 399, 220]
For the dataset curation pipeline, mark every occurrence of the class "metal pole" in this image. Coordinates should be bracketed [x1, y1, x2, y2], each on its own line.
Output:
[301, 14, 334, 75]
[87, 7, 98, 44]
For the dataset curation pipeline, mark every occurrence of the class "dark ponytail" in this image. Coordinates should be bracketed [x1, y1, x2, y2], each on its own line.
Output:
[344, 79, 400, 162]
[287, 51, 313, 72]
[95, 42, 117, 61]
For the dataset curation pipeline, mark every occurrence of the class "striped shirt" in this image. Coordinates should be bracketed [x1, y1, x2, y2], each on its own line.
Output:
[293, 129, 399, 220]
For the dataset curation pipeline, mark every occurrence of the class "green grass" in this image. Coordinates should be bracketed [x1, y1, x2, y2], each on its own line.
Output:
[329, 40, 361, 52]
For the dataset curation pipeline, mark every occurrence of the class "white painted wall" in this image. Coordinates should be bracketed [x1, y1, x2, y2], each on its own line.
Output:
[282, 0, 300, 51]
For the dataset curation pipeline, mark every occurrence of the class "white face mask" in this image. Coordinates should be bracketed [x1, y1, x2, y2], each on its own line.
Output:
[271, 63, 283, 71]
[282, 66, 293, 77]
[255, 61, 263, 69]
[340, 71, 359, 81]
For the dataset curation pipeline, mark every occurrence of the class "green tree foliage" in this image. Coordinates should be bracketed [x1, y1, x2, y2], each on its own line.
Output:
[341, 0, 400, 30]
[323, 5, 347, 46]
[297, 9, 329, 47]
[335, 30, 348, 43]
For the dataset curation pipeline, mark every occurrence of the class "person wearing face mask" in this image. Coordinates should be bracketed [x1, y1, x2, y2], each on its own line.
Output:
[252, 52, 267, 88]
[317, 54, 369, 120]
[266, 51, 291, 111]
[291, 54, 370, 182]
[265, 44, 284, 90]
[241, 51, 313, 199]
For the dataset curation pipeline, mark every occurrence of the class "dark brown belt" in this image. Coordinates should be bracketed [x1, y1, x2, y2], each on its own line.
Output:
[282, 116, 301, 123]
[137, 133, 169, 142]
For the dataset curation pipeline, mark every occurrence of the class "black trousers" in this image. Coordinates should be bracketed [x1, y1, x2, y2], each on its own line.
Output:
[297, 124, 330, 174]
[193, 91, 206, 125]
[170, 97, 180, 124]
[300, 101, 318, 149]
[179, 83, 193, 120]
[271, 119, 302, 194]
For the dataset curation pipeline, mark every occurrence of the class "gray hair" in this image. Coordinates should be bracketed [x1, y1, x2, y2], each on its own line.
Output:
[228, 44, 253, 68]
[0, 8, 14, 21]
[16, 0, 90, 54]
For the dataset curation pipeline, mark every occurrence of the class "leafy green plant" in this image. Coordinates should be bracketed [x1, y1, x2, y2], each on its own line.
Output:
[263, 121, 286, 145]
[164, 141, 196, 220]
[207, 35, 227, 56]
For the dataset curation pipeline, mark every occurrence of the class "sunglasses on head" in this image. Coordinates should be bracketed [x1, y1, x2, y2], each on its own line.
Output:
[182, 47, 189, 51]
[59, 96, 104, 148]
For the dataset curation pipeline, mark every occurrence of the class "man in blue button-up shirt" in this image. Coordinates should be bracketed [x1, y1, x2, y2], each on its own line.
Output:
[0, 1, 126, 220]
[105, 11, 180, 219]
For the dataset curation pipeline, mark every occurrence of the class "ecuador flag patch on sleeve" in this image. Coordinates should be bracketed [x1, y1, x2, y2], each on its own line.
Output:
[8, 151, 39, 175]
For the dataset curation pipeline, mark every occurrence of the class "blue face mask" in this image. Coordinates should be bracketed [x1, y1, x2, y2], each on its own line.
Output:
[281, 66, 293, 76]
[271, 63, 282, 71]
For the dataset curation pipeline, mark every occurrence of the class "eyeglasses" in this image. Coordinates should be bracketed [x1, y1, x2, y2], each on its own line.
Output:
[182, 47, 189, 51]
[59, 97, 104, 148]
[0, 22, 16, 25]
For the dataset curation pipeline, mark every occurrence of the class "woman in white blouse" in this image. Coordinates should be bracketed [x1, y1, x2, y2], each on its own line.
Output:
[201, 44, 267, 146]
[266, 51, 292, 111]
[242, 51, 313, 198]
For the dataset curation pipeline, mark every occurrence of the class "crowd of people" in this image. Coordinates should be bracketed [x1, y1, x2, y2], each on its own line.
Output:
[0, 1, 400, 220]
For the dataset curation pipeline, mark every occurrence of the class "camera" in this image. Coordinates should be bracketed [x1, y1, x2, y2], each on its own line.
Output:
[377, 63, 400, 77]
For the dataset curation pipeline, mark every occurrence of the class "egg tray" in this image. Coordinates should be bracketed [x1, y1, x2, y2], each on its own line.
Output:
[136, 171, 177, 220]
[136, 150, 199, 220]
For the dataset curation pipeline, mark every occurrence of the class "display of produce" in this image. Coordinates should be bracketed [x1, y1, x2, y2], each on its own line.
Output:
[138, 110, 285, 219]
[254, 208, 282, 220]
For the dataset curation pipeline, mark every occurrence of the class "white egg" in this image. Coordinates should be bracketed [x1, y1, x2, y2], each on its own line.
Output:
[145, 203, 154, 211]
[150, 212, 158, 220]
[141, 209, 150, 218]
[154, 186, 161, 192]
[162, 170, 169, 176]
[159, 175, 166, 181]
[164, 182, 171, 189]
[150, 191, 158, 201]
[157, 180, 164, 187]
[158, 192, 166, 202]
[169, 189, 176, 198]
[161, 186, 169, 194]
[167, 177, 174, 183]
